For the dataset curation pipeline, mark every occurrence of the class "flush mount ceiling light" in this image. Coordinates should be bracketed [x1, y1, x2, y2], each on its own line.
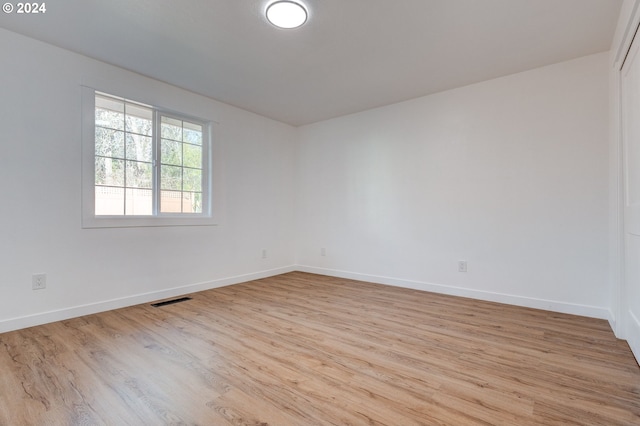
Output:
[266, 1, 308, 29]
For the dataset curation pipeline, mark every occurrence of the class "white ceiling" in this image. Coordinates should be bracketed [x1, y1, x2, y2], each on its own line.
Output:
[0, 0, 622, 126]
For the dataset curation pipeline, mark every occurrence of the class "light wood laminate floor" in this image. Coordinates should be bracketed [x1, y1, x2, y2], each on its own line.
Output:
[1, 272, 639, 425]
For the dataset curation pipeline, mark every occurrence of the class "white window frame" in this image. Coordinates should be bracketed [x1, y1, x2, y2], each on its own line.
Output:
[81, 86, 218, 228]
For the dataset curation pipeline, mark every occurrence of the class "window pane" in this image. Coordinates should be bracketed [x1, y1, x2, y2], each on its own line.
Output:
[161, 165, 182, 190]
[125, 104, 153, 136]
[95, 108, 124, 131]
[126, 161, 152, 189]
[183, 122, 202, 145]
[183, 168, 202, 192]
[95, 157, 124, 186]
[183, 144, 202, 169]
[160, 190, 183, 213]
[161, 116, 182, 141]
[95, 95, 124, 130]
[126, 134, 152, 162]
[125, 188, 152, 215]
[95, 128, 125, 158]
[183, 192, 202, 213]
[96, 94, 124, 112]
[161, 139, 182, 166]
[95, 186, 124, 215]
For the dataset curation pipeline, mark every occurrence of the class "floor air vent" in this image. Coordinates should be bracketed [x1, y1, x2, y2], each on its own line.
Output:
[151, 297, 192, 308]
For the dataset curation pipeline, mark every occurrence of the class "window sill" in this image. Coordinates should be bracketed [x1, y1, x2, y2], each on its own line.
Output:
[82, 215, 219, 229]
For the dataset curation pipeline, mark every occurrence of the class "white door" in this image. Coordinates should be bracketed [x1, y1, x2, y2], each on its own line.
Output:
[622, 28, 640, 361]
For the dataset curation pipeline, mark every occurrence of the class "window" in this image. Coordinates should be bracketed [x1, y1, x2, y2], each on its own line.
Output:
[82, 88, 215, 228]
[158, 116, 204, 214]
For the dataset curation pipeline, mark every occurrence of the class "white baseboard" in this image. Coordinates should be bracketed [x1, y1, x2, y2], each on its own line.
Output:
[296, 265, 613, 321]
[0, 266, 296, 334]
[0, 265, 616, 335]
[627, 310, 640, 364]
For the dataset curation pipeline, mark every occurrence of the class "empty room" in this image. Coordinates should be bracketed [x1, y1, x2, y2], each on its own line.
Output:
[1, 0, 640, 424]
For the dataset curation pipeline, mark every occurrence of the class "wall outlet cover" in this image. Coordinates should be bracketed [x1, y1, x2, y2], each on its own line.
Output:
[32, 274, 47, 290]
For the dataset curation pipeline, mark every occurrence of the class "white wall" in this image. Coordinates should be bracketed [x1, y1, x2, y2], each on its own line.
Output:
[0, 28, 297, 332]
[296, 53, 611, 319]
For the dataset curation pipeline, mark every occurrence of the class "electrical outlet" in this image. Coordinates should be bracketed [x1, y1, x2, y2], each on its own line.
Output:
[321, 247, 326, 256]
[458, 261, 468, 273]
[32, 274, 46, 290]
[262, 249, 267, 259]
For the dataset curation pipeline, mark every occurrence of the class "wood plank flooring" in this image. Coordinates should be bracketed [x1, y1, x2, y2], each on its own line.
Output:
[1, 271, 639, 425]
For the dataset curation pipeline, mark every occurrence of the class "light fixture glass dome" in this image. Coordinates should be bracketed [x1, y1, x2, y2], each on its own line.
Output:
[266, 1, 308, 29]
